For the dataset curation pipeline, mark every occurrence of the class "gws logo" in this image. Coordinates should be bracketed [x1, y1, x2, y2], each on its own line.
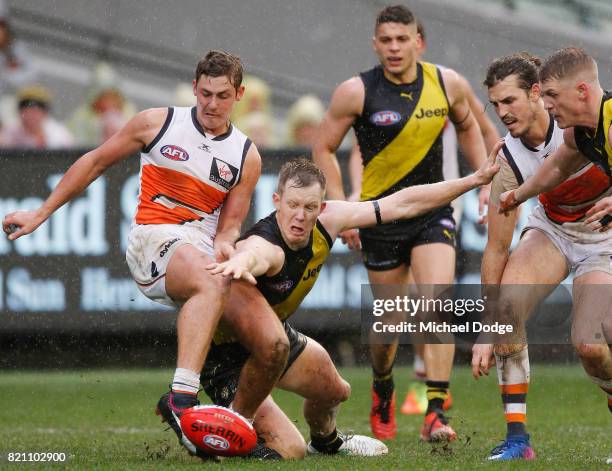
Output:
[370, 110, 402, 126]
[204, 434, 230, 451]
[160, 145, 190, 161]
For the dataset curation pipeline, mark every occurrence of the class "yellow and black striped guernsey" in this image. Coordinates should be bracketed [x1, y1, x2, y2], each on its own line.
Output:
[354, 61, 449, 201]
[212, 212, 333, 344]
[574, 91, 612, 178]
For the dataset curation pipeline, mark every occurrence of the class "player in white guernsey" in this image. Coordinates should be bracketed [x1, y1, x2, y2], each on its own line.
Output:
[471, 53, 611, 461]
[2, 50, 262, 459]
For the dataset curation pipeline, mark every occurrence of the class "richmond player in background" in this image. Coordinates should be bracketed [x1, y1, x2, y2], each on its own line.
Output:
[2, 50, 262, 459]
[313, 5, 490, 442]
[472, 52, 611, 461]
[345, 17, 501, 418]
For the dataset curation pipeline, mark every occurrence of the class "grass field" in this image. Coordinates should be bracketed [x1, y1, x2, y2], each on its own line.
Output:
[0, 365, 609, 470]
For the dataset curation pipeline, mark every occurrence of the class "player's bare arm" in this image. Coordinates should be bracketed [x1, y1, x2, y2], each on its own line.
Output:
[2, 108, 167, 240]
[499, 128, 588, 213]
[312, 77, 364, 200]
[207, 235, 285, 284]
[472, 159, 519, 380]
[213, 144, 262, 261]
[320, 139, 501, 238]
[442, 68, 491, 220]
[481, 158, 521, 285]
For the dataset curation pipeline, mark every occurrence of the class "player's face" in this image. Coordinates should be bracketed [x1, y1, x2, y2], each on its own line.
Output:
[373, 22, 419, 78]
[273, 181, 325, 249]
[193, 75, 244, 134]
[488, 75, 538, 138]
[540, 78, 581, 128]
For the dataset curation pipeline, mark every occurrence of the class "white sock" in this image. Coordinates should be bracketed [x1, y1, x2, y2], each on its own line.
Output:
[172, 368, 200, 395]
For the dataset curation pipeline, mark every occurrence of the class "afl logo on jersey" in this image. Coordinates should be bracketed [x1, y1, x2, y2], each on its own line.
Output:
[370, 110, 402, 126]
[160, 145, 190, 161]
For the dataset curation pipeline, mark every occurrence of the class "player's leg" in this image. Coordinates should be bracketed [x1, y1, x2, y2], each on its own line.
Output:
[278, 337, 388, 456]
[157, 243, 231, 456]
[487, 229, 568, 460]
[367, 261, 411, 440]
[252, 396, 305, 459]
[216, 281, 290, 419]
[400, 269, 429, 415]
[410, 241, 457, 442]
[571, 265, 612, 414]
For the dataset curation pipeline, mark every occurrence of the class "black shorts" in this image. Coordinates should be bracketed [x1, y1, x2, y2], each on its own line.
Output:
[360, 206, 456, 271]
[200, 322, 307, 407]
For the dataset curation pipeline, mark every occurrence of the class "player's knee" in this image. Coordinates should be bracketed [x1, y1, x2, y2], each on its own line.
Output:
[257, 334, 290, 372]
[494, 343, 525, 356]
[329, 376, 351, 405]
[574, 343, 608, 363]
[283, 441, 306, 460]
[194, 271, 230, 295]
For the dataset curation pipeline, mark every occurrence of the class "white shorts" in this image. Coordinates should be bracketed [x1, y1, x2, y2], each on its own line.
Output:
[126, 223, 215, 307]
[522, 205, 612, 278]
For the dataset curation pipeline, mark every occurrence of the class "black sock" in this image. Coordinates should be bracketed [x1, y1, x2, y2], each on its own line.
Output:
[426, 380, 449, 414]
[310, 429, 342, 454]
[507, 422, 527, 437]
[169, 390, 198, 409]
[372, 370, 394, 401]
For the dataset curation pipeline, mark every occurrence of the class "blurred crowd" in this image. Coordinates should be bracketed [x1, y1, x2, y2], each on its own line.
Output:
[0, 3, 330, 152]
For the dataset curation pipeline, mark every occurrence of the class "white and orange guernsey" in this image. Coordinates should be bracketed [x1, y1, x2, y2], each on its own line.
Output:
[137, 106, 251, 228]
[126, 106, 251, 306]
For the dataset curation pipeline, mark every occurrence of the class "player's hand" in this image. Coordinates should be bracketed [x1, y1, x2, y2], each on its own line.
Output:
[339, 228, 361, 251]
[584, 195, 612, 233]
[478, 184, 491, 225]
[498, 189, 521, 216]
[471, 343, 496, 379]
[206, 255, 257, 285]
[214, 240, 236, 263]
[2, 210, 46, 240]
[474, 139, 503, 187]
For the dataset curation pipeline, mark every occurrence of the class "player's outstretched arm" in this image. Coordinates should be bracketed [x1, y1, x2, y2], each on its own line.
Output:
[206, 235, 285, 285]
[499, 128, 588, 213]
[214, 144, 262, 262]
[312, 77, 363, 200]
[321, 140, 502, 236]
[2, 108, 166, 240]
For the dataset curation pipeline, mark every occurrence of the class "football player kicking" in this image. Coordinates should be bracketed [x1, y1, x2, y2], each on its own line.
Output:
[203, 154, 499, 459]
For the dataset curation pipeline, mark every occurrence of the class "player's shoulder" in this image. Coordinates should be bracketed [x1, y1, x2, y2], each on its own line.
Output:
[334, 76, 365, 100]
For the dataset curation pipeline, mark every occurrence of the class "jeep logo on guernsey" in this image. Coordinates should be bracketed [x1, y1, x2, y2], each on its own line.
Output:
[415, 107, 448, 119]
[210, 158, 238, 190]
[370, 110, 402, 126]
[160, 145, 190, 161]
[203, 434, 230, 451]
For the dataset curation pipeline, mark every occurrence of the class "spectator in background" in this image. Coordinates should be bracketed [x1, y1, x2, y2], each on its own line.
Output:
[285, 94, 325, 149]
[67, 62, 136, 147]
[231, 75, 275, 148]
[0, 15, 38, 95]
[0, 9, 39, 127]
[0, 85, 74, 149]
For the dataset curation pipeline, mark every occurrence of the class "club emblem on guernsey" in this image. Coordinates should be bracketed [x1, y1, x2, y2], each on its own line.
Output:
[370, 110, 402, 126]
[210, 158, 238, 190]
[160, 145, 190, 161]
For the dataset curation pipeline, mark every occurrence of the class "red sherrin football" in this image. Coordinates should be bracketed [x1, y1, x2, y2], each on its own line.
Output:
[180, 405, 257, 456]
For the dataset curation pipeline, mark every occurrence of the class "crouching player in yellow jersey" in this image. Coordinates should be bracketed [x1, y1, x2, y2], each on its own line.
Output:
[202, 154, 499, 459]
